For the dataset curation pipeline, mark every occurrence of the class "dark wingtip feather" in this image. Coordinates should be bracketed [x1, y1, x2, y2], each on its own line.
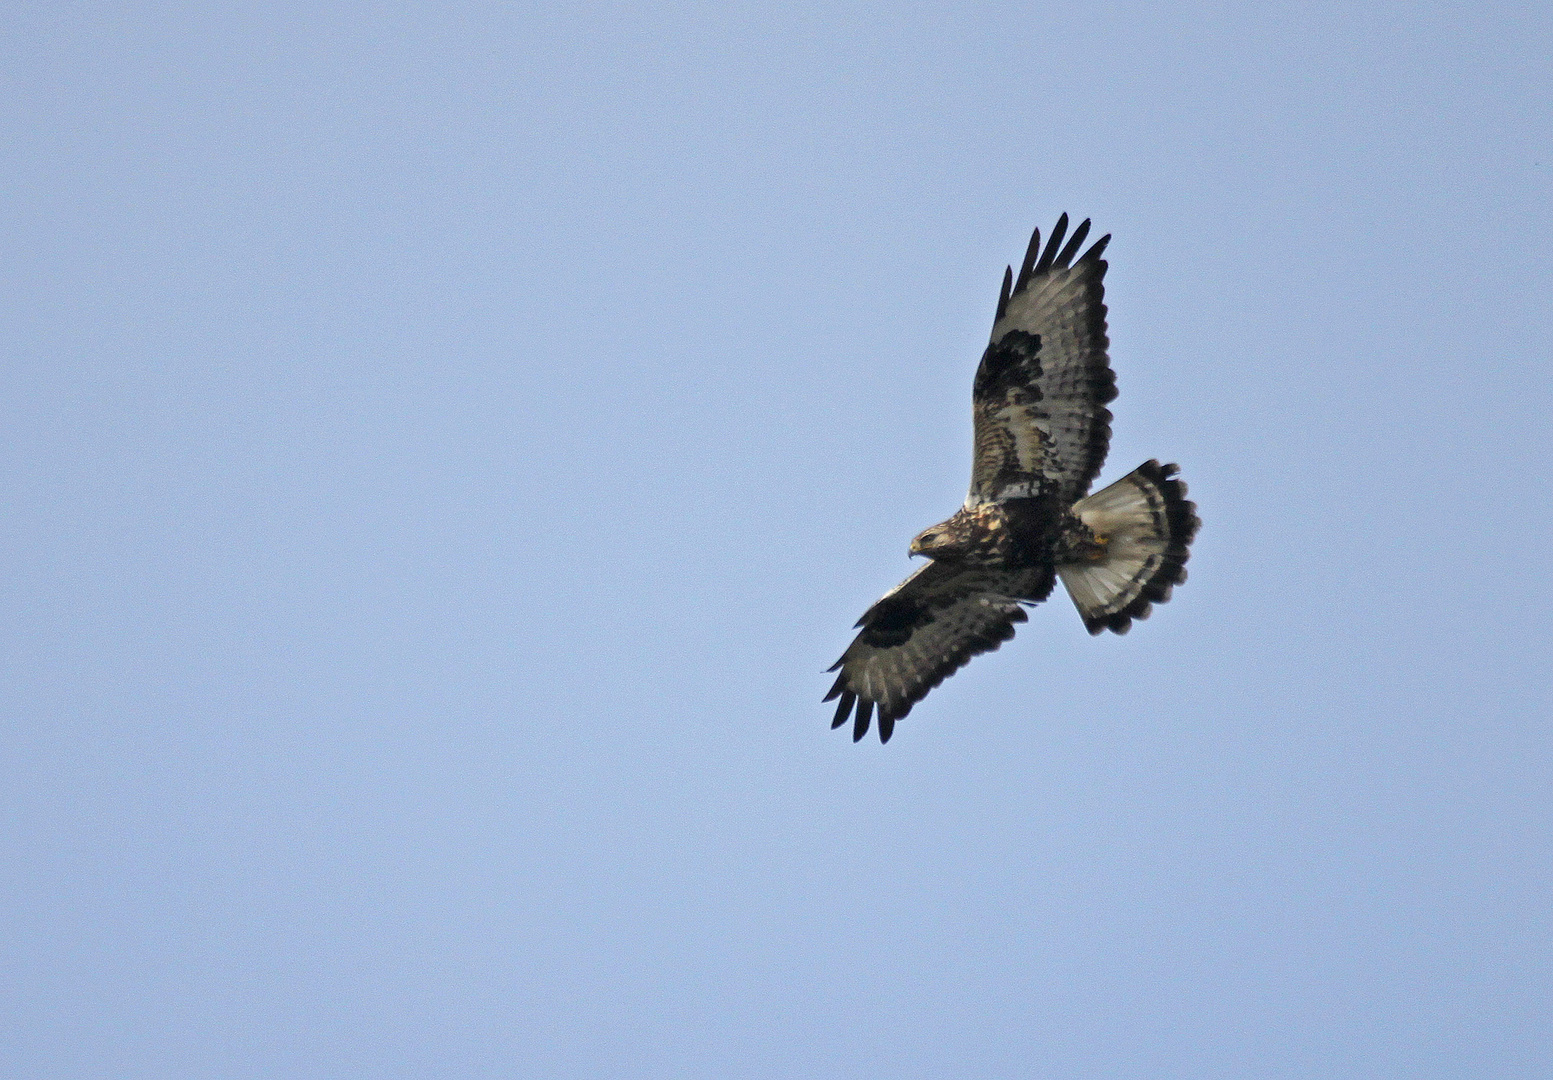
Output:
[877, 711, 895, 743]
[995, 265, 1013, 320]
[852, 698, 873, 742]
[1032, 213, 1069, 275]
[1054, 218, 1091, 268]
[831, 691, 856, 729]
[822, 671, 846, 701]
[1082, 234, 1111, 263]
[1015, 227, 1042, 289]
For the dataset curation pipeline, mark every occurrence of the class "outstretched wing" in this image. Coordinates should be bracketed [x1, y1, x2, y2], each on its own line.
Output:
[823, 560, 1055, 743]
[968, 215, 1115, 507]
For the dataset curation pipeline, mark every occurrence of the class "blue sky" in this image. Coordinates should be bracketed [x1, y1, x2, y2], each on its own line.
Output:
[4, 3, 1551, 1076]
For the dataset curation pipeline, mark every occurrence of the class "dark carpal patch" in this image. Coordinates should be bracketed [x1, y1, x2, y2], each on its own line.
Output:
[858, 595, 931, 648]
[973, 330, 1043, 402]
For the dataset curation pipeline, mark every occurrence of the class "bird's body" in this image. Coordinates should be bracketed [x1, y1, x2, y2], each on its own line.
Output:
[909, 497, 1107, 567]
[825, 216, 1200, 743]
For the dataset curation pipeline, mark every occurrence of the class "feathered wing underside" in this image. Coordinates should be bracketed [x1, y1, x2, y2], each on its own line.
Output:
[1057, 460, 1200, 635]
[823, 560, 1055, 743]
[969, 215, 1115, 507]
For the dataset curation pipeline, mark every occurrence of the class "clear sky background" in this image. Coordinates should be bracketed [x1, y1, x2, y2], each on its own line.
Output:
[4, 3, 1551, 1077]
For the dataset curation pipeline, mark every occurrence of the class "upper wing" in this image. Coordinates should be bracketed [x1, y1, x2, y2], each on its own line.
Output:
[967, 215, 1115, 507]
[823, 560, 1055, 743]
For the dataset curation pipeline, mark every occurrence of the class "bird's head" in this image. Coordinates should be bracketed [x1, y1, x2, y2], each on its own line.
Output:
[909, 518, 971, 560]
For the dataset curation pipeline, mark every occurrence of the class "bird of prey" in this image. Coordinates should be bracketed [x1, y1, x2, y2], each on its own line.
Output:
[825, 215, 1199, 743]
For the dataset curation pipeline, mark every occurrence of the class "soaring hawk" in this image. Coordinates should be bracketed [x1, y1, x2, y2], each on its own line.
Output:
[825, 215, 1199, 743]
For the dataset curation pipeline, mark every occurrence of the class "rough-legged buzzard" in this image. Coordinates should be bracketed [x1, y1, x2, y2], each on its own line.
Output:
[825, 216, 1200, 742]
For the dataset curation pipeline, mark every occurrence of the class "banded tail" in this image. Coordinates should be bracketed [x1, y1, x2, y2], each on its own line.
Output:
[1058, 460, 1199, 635]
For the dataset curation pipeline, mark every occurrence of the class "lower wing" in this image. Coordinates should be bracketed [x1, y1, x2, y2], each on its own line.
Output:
[824, 561, 1054, 743]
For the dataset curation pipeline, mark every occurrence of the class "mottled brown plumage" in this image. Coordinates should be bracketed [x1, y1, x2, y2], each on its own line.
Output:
[825, 216, 1200, 743]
